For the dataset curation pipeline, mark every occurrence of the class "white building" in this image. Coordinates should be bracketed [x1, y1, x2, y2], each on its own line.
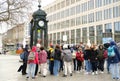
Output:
[43, 0, 120, 45]
[0, 33, 2, 53]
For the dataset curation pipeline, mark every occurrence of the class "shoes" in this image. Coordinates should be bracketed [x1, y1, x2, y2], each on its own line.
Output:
[62, 74, 67, 77]
[100, 71, 104, 74]
[43, 76, 46, 77]
[70, 73, 72, 76]
[92, 72, 95, 75]
[95, 71, 98, 75]
[32, 77, 35, 79]
[26, 77, 29, 79]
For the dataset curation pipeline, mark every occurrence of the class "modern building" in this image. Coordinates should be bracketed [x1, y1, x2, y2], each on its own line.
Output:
[43, 0, 120, 45]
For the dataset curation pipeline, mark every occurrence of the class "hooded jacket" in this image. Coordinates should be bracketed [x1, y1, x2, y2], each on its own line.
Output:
[28, 46, 39, 64]
[108, 41, 120, 63]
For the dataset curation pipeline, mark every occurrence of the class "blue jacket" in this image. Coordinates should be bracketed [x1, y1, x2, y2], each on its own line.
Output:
[108, 41, 120, 63]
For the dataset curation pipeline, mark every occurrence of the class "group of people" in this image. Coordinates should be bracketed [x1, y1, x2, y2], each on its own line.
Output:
[17, 41, 120, 80]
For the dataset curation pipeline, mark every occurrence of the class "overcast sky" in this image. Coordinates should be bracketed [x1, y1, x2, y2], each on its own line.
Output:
[0, 0, 55, 33]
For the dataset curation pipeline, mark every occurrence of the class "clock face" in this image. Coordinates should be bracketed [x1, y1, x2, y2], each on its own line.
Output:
[38, 20, 44, 27]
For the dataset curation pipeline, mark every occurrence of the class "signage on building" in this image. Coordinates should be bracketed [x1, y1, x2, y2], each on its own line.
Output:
[63, 35, 67, 42]
[102, 37, 113, 44]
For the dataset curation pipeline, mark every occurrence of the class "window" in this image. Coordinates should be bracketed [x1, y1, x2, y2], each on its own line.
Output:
[71, 0, 75, 4]
[76, 17, 81, 25]
[96, 11, 102, 21]
[88, 13, 94, 23]
[66, 0, 70, 6]
[113, 6, 120, 18]
[88, 0, 94, 10]
[70, 7, 75, 16]
[104, 0, 112, 5]
[65, 9, 69, 17]
[82, 28, 87, 43]
[113, 0, 120, 3]
[114, 21, 120, 33]
[104, 8, 112, 20]
[82, 15, 87, 24]
[76, 5, 80, 14]
[61, 1, 65, 8]
[105, 23, 112, 33]
[71, 30, 75, 44]
[70, 18, 75, 27]
[81, 2, 87, 12]
[96, 25, 103, 44]
[95, 0, 102, 8]
[76, 28, 81, 44]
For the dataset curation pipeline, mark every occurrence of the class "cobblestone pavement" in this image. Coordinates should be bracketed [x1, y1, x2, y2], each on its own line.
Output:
[0, 54, 115, 81]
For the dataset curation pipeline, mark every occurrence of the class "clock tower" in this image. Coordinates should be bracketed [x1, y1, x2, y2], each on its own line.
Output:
[30, 0, 48, 49]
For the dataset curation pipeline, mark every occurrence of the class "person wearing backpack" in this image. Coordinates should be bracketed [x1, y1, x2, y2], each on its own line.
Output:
[62, 44, 73, 77]
[107, 41, 120, 80]
[26, 46, 39, 79]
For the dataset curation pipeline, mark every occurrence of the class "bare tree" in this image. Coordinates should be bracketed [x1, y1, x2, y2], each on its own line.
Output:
[0, 0, 34, 25]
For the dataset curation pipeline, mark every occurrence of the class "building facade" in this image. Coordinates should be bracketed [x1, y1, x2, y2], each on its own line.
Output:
[43, 0, 120, 45]
[2, 23, 25, 51]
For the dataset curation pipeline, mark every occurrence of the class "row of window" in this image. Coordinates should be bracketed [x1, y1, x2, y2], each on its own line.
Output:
[46, 0, 120, 14]
[48, 5, 120, 22]
[49, 21, 120, 44]
[48, 6, 120, 31]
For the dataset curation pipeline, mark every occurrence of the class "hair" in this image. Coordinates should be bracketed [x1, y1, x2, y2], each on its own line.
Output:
[40, 46, 44, 50]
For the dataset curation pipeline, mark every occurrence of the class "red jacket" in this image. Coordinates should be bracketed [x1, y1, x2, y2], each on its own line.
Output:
[28, 46, 39, 64]
[76, 51, 84, 62]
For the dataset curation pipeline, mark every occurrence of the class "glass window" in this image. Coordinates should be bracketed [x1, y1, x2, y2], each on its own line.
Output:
[88, 0, 94, 10]
[71, 0, 75, 4]
[66, 20, 70, 28]
[113, 0, 120, 2]
[96, 11, 102, 21]
[114, 21, 120, 33]
[71, 30, 75, 44]
[104, 0, 112, 5]
[81, 2, 87, 12]
[96, 25, 103, 44]
[95, 0, 102, 8]
[70, 18, 75, 27]
[61, 32, 65, 43]
[82, 28, 87, 43]
[61, 1, 65, 8]
[70, 7, 75, 16]
[76, 17, 81, 25]
[66, 0, 70, 6]
[105, 23, 112, 33]
[76, 5, 80, 14]
[82, 15, 87, 24]
[89, 26, 95, 44]
[104, 8, 112, 20]
[66, 31, 69, 44]
[113, 6, 119, 18]
[61, 10, 65, 18]
[88, 13, 94, 23]
[57, 3, 60, 9]
[76, 28, 81, 44]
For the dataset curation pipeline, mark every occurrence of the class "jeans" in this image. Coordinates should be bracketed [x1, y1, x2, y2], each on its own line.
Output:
[49, 60, 54, 75]
[27, 63, 36, 78]
[110, 63, 120, 79]
[85, 60, 91, 72]
[53, 60, 60, 76]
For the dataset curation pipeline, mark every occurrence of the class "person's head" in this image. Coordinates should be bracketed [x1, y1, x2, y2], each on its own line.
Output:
[40, 46, 44, 51]
[55, 44, 60, 49]
[110, 41, 116, 46]
[78, 47, 82, 52]
[99, 44, 104, 50]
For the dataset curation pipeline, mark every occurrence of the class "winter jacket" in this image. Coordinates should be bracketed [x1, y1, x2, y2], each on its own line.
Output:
[89, 49, 98, 62]
[76, 51, 84, 62]
[28, 46, 39, 64]
[54, 48, 61, 60]
[108, 41, 120, 63]
[62, 49, 72, 62]
[38, 50, 47, 64]
[84, 49, 91, 60]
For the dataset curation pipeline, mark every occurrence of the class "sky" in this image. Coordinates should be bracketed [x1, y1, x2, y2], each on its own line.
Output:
[0, 0, 55, 34]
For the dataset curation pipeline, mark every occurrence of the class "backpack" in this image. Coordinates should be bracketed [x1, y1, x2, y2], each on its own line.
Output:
[20, 52, 25, 59]
[107, 46, 115, 57]
[28, 52, 35, 61]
